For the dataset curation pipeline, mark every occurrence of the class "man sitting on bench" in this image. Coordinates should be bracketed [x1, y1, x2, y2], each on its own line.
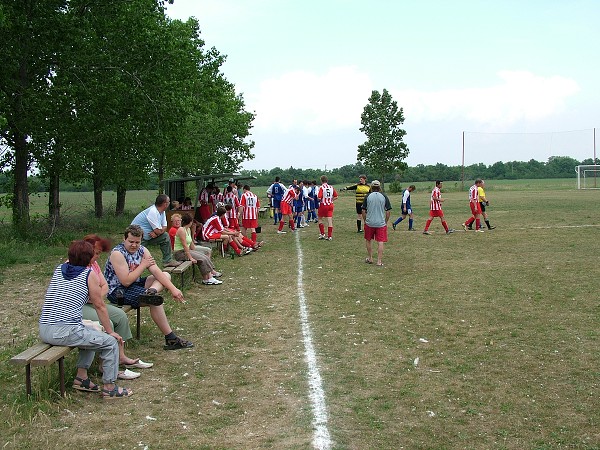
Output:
[39, 240, 133, 399]
[104, 225, 194, 351]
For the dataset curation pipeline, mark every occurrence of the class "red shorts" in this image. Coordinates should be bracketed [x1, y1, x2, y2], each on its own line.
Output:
[242, 218, 258, 229]
[469, 202, 482, 215]
[364, 224, 388, 242]
[205, 232, 222, 241]
[280, 202, 292, 216]
[228, 218, 240, 230]
[429, 209, 444, 218]
[318, 204, 334, 218]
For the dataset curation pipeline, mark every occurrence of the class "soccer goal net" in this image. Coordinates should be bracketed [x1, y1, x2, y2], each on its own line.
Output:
[575, 165, 600, 189]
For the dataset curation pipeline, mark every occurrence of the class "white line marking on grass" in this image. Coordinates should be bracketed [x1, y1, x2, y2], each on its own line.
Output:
[295, 232, 332, 450]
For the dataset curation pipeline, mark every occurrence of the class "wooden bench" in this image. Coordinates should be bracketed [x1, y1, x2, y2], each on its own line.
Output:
[10, 342, 75, 397]
[258, 207, 268, 218]
[164, 260, 195, 291]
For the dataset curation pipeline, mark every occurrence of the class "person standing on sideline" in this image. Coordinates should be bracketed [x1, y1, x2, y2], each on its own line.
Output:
[317, 175, 338, 240]
[267, 177, 286, 225]
[131, 194, 181, 267]
[462, 179, 484, 232]
[423, 181, 455, 235]
[474, 180, 495, 230]
[343, 174, 371, 232]
[392, 185, 416, 231]
[362, 180, 392, 266]
[240, 185, 260, 244]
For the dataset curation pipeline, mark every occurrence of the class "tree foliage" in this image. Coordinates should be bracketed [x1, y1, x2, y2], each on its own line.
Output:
[0, 0, 254, 233]
[357, 89, 409, 190]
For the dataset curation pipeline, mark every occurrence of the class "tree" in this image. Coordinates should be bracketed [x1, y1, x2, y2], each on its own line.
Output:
[357, 89, 409, 190]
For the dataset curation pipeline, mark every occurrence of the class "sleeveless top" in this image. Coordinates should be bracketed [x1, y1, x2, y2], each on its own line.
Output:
[104, 243, 145, 296]
[173, 227, 192, 252]
[39, 264, 91, 327]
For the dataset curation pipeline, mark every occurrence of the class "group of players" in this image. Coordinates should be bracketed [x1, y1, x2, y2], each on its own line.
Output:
[265, 175, 495, 238]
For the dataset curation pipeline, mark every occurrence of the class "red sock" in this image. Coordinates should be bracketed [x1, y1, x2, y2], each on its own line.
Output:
[475, 219, 481, 230]
[251, 232, 257, 243]
[424, 219, 432, 231]
[241, 236, 254, 247]
[278, 221, 284, 231]
[319, 223, 325, 235]
[442, 221, 449, 232]
[466, 217, 474, 226]
[229, 240, 241, 255]
[289, 220, 295, 230]
[328, 227, 333, 238]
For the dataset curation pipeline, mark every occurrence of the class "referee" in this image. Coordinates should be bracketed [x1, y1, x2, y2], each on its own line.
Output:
[343, 175, 371, 232]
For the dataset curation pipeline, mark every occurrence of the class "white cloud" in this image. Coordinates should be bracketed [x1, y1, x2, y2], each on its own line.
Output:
[249, 66, 373, 133]
[248, 69, 579, 136]
[394, 70, 580, 126]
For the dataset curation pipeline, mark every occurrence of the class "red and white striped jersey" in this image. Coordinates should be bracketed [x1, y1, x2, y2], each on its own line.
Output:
[224, 192, 240, 219]
[210, 192, 224, 209]
[202, 214, 224, 240]
[220, 214, 230, 229]
[430, 187, 443, 211]
[318, 183, 338, 206]
[469, 184, 479, 203]
[240, 190, 260, 220]
[199, 189, 209, 204]
[282, 187, 298, 205]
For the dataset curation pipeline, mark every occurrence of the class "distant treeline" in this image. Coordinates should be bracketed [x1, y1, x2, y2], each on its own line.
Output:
[0, 155, 595, 194]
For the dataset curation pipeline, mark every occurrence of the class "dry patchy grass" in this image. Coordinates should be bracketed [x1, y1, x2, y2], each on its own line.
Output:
[1, 183, 599, 449]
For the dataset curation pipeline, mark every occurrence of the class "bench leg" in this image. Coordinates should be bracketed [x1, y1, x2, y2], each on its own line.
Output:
[58, 357, 66, 397]
[136, 308, 141, 340]
[26, 364, 32, 396]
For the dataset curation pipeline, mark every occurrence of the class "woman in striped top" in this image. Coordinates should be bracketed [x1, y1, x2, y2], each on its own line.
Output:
[39, 240, 133, 399]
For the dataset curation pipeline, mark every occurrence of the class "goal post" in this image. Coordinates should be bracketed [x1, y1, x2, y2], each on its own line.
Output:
[575, 165, 600, 189]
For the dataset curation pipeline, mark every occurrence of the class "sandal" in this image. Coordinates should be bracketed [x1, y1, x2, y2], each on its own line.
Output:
[365, 258, 373, 264]
[164, 336, 194, 350]
[73, 376, 100, 392]
[101, 385, 133, 399]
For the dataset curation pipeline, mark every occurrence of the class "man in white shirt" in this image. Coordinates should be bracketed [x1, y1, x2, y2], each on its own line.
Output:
[131, 194, 181, 267]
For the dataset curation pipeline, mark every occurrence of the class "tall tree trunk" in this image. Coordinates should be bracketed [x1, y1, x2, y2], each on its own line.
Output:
[92, 172, 103, 218]
[48, 172, 60, 225]
[115, 184, 126, 216]
[12, 131, 30, 237]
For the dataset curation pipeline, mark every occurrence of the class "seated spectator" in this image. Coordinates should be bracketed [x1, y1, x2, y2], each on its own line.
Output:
[104, 225, 193, 351]
[39, 240, 133, 399]
[169, 213, 212, 258]
[174, 214, 223, 285]
[181, 197, 193, 210]
[170, 200, 180, 210]
[82, 234, 153, 379]
[131, 194, 180, 268]
[202, 206, 249, 256]
[222, 203, 263, 251]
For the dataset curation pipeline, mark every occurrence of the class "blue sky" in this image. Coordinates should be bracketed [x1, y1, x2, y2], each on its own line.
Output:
[166, 0, 600, 171]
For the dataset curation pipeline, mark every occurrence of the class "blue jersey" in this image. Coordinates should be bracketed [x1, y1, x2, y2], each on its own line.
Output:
[270, 183, 285, 200]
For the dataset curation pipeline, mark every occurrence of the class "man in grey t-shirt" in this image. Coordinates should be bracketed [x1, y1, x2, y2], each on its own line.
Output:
[361, 180, 392, 266]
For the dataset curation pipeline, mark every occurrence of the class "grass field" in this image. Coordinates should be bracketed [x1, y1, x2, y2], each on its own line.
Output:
[0, 179, 598, 449]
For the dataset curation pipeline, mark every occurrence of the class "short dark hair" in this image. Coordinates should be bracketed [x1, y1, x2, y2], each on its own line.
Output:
[243, 184, 251, 191]
[436, 180, 443, 187]
[275, 176, 280, 182]
[216, 206, 227, 216]
[155, 194, 169, 207]
[68, 240, 94, 267]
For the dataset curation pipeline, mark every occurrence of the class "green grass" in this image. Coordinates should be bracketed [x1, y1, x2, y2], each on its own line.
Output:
[0, 180, 598, 449]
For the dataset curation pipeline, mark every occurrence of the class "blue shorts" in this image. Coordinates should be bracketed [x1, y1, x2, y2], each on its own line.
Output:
[272, 198, 282, 209]
[107, 277, 148, 308]
[293, 205, 304, 213]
